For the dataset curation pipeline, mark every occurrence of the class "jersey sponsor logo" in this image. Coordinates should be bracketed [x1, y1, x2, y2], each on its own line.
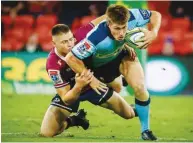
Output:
[84, 41, 91, 49]
[48, 70, 63, 85]
[77, 40, 93, 55]
[77, 44, 86, 54]
[139, 9, 150, 20]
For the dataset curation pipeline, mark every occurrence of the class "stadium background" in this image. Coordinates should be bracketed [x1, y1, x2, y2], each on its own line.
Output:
[1, 1, 193, 142]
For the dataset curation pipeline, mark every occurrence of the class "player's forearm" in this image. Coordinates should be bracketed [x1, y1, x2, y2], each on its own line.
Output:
[65, 52, 87, 74]
[149, 11, 162, 35]
[61, 84, 82, 105]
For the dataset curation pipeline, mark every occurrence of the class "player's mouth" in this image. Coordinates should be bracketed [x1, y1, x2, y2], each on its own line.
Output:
[117, 37, 124, 40]
[68, 46, 73, 50]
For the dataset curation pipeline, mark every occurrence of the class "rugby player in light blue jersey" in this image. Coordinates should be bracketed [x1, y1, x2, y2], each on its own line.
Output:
[65, 4, 161, 140]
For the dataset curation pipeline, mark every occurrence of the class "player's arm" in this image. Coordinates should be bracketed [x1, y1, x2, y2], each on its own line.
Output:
[56, 70, 93, 105]
[129, 9, 161, 49]
[149, 11, 161, 37]
[65, 41, 107, 95]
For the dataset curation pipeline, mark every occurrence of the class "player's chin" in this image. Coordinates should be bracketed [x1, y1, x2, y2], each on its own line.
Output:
[67, 47, 72, 51]
[117, 37, 124, 41]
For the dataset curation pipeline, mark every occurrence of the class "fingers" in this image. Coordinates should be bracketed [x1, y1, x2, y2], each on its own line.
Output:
[97, 86, 108, 92]
[140, 43, 149, 49]
[130, 50, 136, 61]
[87, 75, 93, 82]
[80, 69, 86, 77]
[137, 40, 148, 49]
[124, 44, 136, 61]
[93, 88, 101, 95]
[135, 37, 146, 43]
[124, 43, 130, 48]
[89, 77, 108, 95]
[137, 41, 149, 49]
[81, 69, 93, 78]
[139, 27, 149, 33]
[86, 73, 94, 83]
[93, 85, 108, 95]
[99, 82, 108, 89]
[85, 69, 92, 76]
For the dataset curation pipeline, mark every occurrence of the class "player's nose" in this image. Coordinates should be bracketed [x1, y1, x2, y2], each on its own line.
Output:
[120, 29, 125, 35]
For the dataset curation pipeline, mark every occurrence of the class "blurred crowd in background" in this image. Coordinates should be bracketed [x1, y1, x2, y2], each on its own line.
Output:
[1, 1, 193, 56]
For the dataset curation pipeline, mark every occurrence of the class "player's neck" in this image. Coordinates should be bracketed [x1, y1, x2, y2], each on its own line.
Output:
[55, 48, 67, 58]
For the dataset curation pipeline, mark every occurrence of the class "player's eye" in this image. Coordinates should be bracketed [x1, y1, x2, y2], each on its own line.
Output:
[115, 27, 121, 30]
[122, 26, 126, 29]
[69, 37, 74, 41]
[61, 41, 67, 44]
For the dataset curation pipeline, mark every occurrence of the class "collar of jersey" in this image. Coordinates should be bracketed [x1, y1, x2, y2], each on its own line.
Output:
[105, 22, 115, 40]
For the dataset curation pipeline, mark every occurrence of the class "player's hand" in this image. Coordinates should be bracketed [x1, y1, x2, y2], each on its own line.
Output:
[75, 69, 93, 89]
[89, 76, 108, 95]
[136, 28, 158, 49]
[124, 43, 136, 61]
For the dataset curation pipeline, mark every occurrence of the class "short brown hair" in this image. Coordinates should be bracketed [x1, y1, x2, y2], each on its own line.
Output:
[106, 4, 130, 25]
[52, 24, 70, 36]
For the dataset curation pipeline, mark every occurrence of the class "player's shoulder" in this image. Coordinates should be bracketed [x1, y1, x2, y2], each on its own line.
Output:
[86, 21, 109, 45]
[46, 48, 66, 71]
[74, 23, 94, 43]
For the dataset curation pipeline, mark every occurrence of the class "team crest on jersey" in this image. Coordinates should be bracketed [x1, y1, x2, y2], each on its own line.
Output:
[48, 70, 63, 85]
[139, 9, 150, 20]
[77, 40, 92, 54]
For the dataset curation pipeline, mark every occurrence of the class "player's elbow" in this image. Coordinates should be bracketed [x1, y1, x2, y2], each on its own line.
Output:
[151, 11, 162, 20]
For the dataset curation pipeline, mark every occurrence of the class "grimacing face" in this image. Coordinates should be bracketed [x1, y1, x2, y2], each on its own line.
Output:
[108, 22, 128, 41]
[52, 31, 75, 55]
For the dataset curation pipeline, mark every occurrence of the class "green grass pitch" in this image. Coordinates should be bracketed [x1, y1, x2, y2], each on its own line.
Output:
[1, 94, 193, 142]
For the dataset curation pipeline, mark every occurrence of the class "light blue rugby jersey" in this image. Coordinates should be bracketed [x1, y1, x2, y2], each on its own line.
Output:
[71, 9, 151, 68]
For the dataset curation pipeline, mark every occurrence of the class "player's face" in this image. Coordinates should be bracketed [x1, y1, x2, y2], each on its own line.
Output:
[108, 22, 128, 41]
[52, 31, 75, 55]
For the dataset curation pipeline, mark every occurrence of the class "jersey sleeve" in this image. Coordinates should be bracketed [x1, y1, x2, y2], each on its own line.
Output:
[46, 56, 70, 88]
[47, 69, 70, 88]
[71, 36, 97, 60]
[74, 23, 94, 43]
[130, 9, 152, 27]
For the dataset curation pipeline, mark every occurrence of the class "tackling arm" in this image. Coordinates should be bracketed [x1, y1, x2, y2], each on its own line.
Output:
[65, 52, 87, 74]
[65, 52, 107, 95]
[56, 84, 82, 105]
[136, 10, 162, 49]
[56, 70, 93, 105]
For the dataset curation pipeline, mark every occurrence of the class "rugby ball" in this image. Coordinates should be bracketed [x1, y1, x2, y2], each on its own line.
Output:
[125, 28, 145, 49]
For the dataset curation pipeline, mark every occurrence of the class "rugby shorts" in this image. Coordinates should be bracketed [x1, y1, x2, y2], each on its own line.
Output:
[50, 87, 113, 113]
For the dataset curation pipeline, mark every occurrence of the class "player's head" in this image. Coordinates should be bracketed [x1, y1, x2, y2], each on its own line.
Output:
[106, 4, 130, 41]
[52, 24, 76, 55]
